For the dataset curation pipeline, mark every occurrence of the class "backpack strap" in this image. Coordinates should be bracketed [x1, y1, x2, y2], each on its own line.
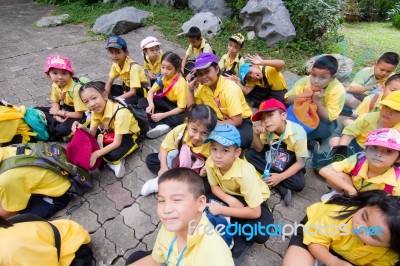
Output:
[261, 65, 269, 89]
[153, 74, 180, 99]
[8, 214, 61, 261]
[228, 54, 242, 74]
[384, 167, 400, 194]
[350, 153, 367, 176]
[368, 94, 380, 112]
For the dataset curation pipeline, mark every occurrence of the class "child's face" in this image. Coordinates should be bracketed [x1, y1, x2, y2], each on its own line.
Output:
[157, 180, 205, 234]
[144, 46, 160, 62]
[79, 87, 107, 113]
[187, 120, 211, 147]
[189, 37, 202, 49]
[195, 66, 219, 87]
[260, 110, 286, 133]
[227, 40, 241, 57]
[161, 60, 177, 80]
[365, 145, 400, 170]
[374, 61, 396, 81]
[210, 141, 241, 174]
[380, 105, 400, 128]
[246, 66, 263, 82]
[310, 68, 334, 90]
[382, 80, 400, 99]
[108, 48, 127, 66]
[352, 206, 390, 248]
[48, 68, 72, 88]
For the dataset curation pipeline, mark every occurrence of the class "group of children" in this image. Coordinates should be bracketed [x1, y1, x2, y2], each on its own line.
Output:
[1, 24, 400, 265]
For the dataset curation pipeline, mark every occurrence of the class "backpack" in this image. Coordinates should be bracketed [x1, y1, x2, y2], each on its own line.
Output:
[24, 107, 49, 141]
[312, 145, 355, 173]
[70, 76, 91, 98]
[0, 142, 93, 197]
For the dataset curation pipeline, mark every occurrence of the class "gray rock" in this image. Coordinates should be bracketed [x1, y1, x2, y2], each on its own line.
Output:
[180, 12, 222, 39]
[35, 14, 69, 28]
[149, 0, 175, 6]
[92, 7, 150, 35]
[239, 0, 296, 46]
[305, 54, 354, 83]
[188, 0, 234, 18]
[103, 0, 127, 3]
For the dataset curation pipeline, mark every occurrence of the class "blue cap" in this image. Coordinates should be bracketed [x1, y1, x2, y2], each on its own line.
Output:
[106, 36, 127, 49]
[238, 63, 252, 83]
[204, 124, 241, 147]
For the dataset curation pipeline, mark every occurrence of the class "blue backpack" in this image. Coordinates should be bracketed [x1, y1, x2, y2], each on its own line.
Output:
[24, 107, 49, 141]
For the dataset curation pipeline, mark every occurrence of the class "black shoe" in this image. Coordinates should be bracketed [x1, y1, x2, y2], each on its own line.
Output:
[283, 189, 292, 206]
[307, 140, 320, 154]
[231, 236, 253, 260]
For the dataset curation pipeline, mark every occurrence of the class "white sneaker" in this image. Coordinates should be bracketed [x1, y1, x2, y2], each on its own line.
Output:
[146, 124, 171, 139]
[141, 177, 159, 196]
[321, 190, 343, 202]
[108, 158, 125, 178]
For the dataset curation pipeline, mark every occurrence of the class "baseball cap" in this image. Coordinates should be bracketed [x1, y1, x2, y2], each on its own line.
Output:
[204, 124, 241, 147]
[106, 36, 127, 50]
[229, 33, 245, 47]
[140, 36, 161, 50]
[44, 55, 74, 75]
[192, 53, 219, 71]
[238, 63, 252, 83]
[251, 99, 287, 122]
[364, 128, 400, 151]
[380, 90, 400, 111]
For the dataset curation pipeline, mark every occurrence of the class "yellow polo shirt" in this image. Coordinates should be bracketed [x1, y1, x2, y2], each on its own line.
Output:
[194, 76, 252, 120]
[342, 112, 400, 147]
[303, 202, 398, 265]
[151, 73, 188, 109]
[245, 65, 287, 91]
[144, 53, 162, 75]
[0, 105, 34, 144]
[91, 100, 140, 135]
[354, 94, 382, 116]
[285, 76, 345, 121]
[50, 79, 87, 112]
[206, 157, 270, 208]
[152, 214, 234, 266]
[185, 38, 213, 60]
[331, 154, 399, 195]
[161, 124, 210, 157]
[260, 120, 309, 159]
[218, 53, 245, 76]
[108, 56, 148, 89]
[0, 219, 90, 266]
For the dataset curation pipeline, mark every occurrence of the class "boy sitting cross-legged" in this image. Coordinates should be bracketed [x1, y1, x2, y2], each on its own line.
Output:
[204, 124, 274, 260]
[126, 168, 234, 266]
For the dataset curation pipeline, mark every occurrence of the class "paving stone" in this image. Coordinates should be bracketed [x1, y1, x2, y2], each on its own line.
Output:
[125, 153, 145, 170]
[135, 194, 159, 225]
[84, 175, 103, 197]
[134, 164, 154, 183]
[91, 227, 117, 266]
[88, 191, 119, 224]
[236, 242, 282, 266]
[265, 236, 290, 258]
[96, 167, 119, 188]
[124, 242, 147, 260]
[121, 171, 145, 199]
[141, 223, 160, 250]
[121, 203, 156, 240]
[111, 257, 126, 266]
[70, 201, 101, 233]
[274, 203, 306, 224]
[105, 181, 135, 211]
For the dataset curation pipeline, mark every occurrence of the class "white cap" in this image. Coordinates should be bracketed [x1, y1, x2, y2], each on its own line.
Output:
[140, 36, 161, 49]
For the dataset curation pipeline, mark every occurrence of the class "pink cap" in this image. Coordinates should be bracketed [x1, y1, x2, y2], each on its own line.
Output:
[364, 128, 400, 151]
[44, 55, 74, 75]
[140, 36, 161, 49]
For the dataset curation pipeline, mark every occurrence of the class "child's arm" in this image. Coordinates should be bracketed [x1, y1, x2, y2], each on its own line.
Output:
[158, 146, 169, 177]
[127, 254, 162, 266]
[181, 54, 189, 74]
[312, 90, 331, 122]
[218, 114, 243, 127]
[285, 88, 314, 105]
[118, 87, 138, 99]
[89, 133, 123, 167]
[247, 54, 285, 72]
[59, 110, 84, 120]
[338, 134, 354, 146]
[319, 166, 357, 196]
[252, 125, 265, 152]
[265, 158, 306, 187]
[0, 201, 17, 219]
[105, 77, 115, 96]
[49, 101, 61, 115]
[150, 107, 185, 123]
[308, 243, 352, 266]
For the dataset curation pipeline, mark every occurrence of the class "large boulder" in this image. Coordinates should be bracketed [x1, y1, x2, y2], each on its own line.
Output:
[103, 0, 127, 3]
[305, 54, 354, 83]
[239, 0, 296, 46]
[188, 0, 234, 18]
[92, 7, 150, 35]
[180, 12, 222, 39]
[149, 0, 175, 5]
[35, 14, 69, 28]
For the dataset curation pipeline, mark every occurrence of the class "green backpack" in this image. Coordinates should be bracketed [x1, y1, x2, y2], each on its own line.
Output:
[0, 142, 92, 197]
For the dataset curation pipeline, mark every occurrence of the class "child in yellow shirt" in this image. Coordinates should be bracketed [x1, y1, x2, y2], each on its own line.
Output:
[140, 36, 162, 86]
[218, 33, 245, 77]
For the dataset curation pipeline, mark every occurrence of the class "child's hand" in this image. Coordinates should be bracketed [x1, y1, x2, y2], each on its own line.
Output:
[247, 54, 263, 65]
[226, 196, 244, 208]
[71, 121, 84, 132]
[54, 115, 67, 123]
[149, 73, 156, 79]
[207, 202, 223, 215]
[264, 173, 283, 187]
[90, 151, 101, 168]
[344, 187, 358, 197]
[312, 90, 323, 101]
[199, 166, 207, 177]
[151, 113, 165, 123]
[310, 84, 321, 92]
[225, 74, 241, 85]
[254, 125, 266, 136]
[49, 106, 60, 115]
[146, 104, 154, 115]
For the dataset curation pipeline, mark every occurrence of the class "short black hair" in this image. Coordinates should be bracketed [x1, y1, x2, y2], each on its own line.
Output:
[386, 73, 400, 86]
[312, 55, 338, 75]
[378, 52, 399, 66]
[186, 26, 202, 38]
[158, 168, 205, 198]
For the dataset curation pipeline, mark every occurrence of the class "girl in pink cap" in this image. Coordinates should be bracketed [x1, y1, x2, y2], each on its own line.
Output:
[320, 128, 400, 201]
[141, 36, 162, 86]
[40, 54, 87, 141]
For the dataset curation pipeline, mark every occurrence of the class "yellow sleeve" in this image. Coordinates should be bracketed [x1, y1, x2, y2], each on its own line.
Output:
[206, 158, 219, 186]
[284, 76, 309, 99]
[240, 162, 265, 208]
[354, 96, 372, 116]
[203, 43, 213, 53]
[108, 64, 119, 79]
[151, 226, 168, 263]
[331, 154, 358, 174]
[324, 82, 345, 121]
[114, 108, 138, 135]
[161, 125, 184, 151]
[342, 113, 369, 137]
[218, 57, 225, 70]
[72, 88, 87, 112]
[185, 45, 192, 56]
[50, 84, 60, 103]
[0, 171, 32, 211]
[265, 67, 287, 90]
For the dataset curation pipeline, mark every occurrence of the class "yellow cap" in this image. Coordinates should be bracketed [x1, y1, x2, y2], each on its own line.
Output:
[381, 90, 400, 111]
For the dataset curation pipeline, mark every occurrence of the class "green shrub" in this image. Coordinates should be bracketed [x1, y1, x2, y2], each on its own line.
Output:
[388, 3, 400, 28]
[358, 0, 398, 21]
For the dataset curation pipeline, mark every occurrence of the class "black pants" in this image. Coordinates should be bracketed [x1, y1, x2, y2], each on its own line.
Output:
[70, 244, 93, 266]
[246, 87, 287, 108]
[125, 250, 152, 265]
[307, 119, 337, 140]
[110, 84, 145, 105]
[138, 97, 186, 128]
[244, 147, 305, 195]
[234, 118, 253, 150]
[103, 134, 136, 162]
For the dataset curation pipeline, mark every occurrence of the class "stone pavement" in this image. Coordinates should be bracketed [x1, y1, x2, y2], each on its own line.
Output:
[0, 1, 331, 265]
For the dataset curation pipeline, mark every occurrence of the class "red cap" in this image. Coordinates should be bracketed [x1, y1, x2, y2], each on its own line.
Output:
[251, 99, 286, 122]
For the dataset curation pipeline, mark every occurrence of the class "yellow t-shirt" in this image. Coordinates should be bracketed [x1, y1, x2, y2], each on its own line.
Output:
[185, 38, 213, 60]
[245, 65, 287, 91]
[151, 73, 188, 109]
[0, 105, 34, 144]
[285, 76, 346, 121]
[0, 219, 90, 266]
[206, 157, 270, 208]
[331, 153, 399, 195]
[152, 214, 234, 266]
[218, 53, 245, 76]
[50, 78, 87, 112]
[144, 53, 162, 75]
[260, 120, 309, 159]
[91, 100, 140, 135]
[303, 202, 398, 265]
[354, 94, 382, 116]
[108, 57, 148, 89]
[161, 124, 210, 158]
[194, 76, 252, 120]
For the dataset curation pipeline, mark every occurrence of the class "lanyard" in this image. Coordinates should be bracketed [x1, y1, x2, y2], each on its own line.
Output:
[164, 236, 187, 266]
[262, 127, 286, 179]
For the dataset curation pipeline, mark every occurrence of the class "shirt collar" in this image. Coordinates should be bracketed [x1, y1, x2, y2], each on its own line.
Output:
[359, 163, 398, 186]
[92, 99, 115, 120]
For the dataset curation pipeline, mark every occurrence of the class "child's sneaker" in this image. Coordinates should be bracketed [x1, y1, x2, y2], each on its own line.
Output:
[141, 177, 159, 196]
[108, 158, 125, 178]
[231, 235, 253, 261]
[146, 124, 171, 139]
[321, 190, 343, 202]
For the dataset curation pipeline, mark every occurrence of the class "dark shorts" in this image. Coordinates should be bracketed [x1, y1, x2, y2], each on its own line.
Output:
[347, 92, 367, 101]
